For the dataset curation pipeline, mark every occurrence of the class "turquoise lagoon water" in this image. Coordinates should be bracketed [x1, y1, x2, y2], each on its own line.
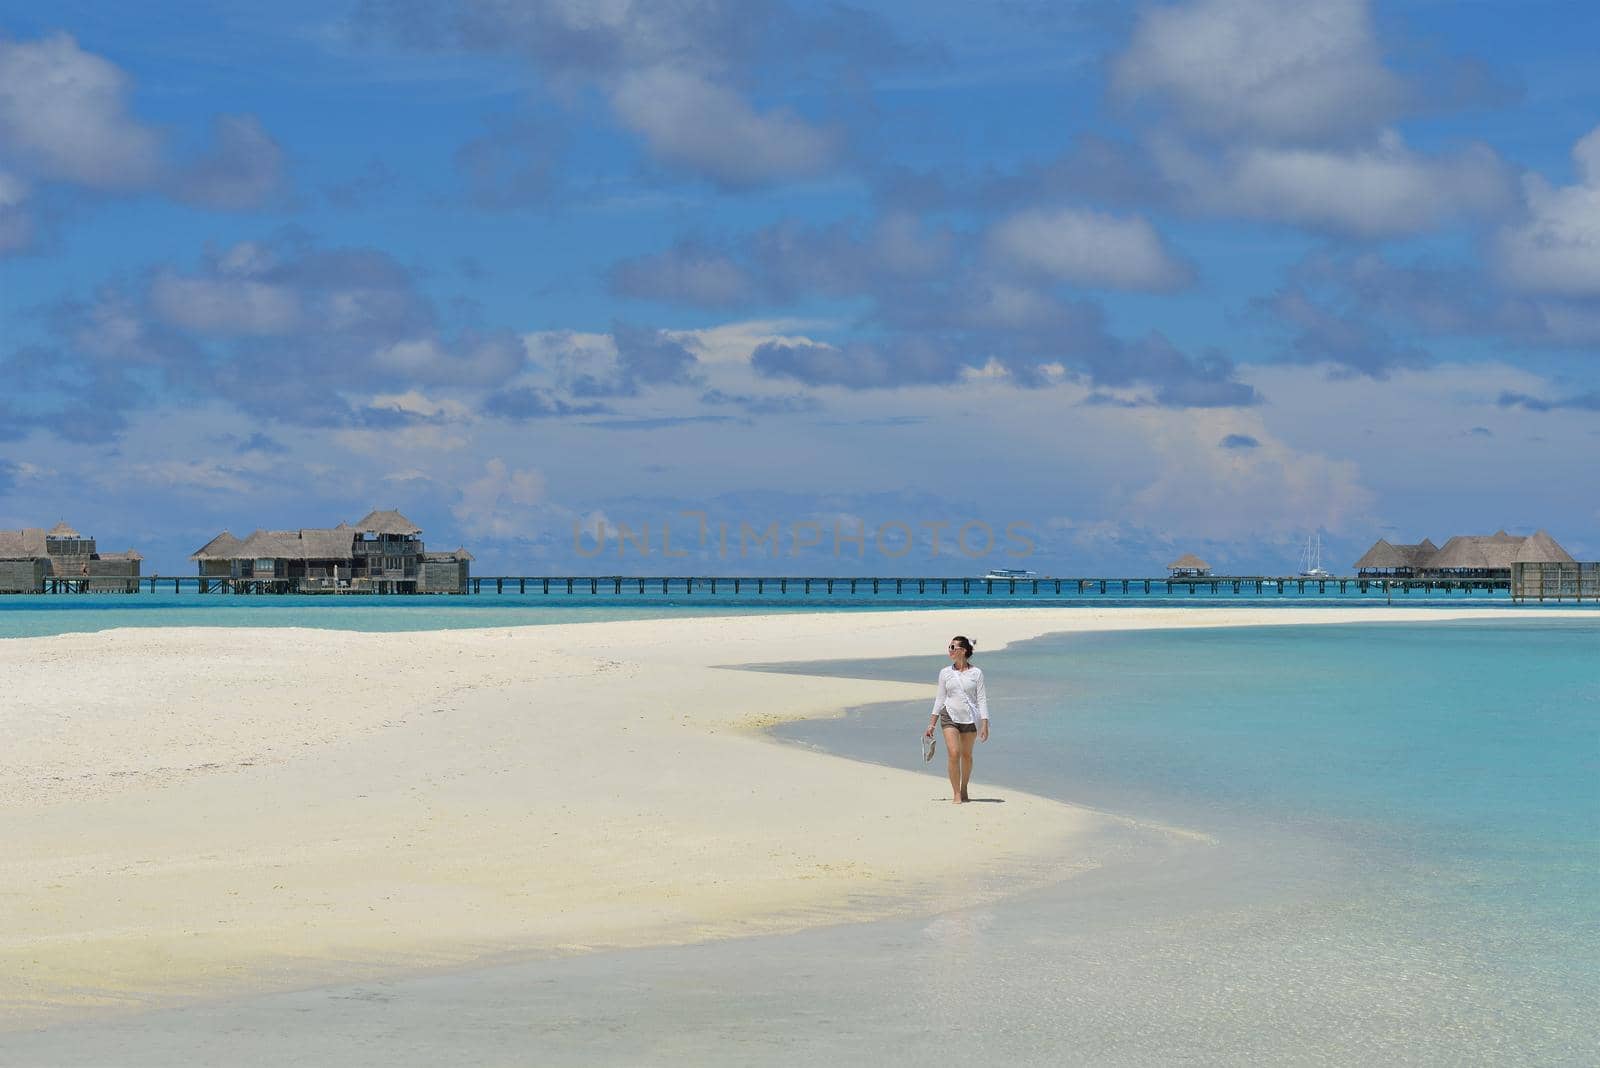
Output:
[0, 584, 1579, 640]
[762, 621, 1600, 1062]
[4, 619, 1596, 1064]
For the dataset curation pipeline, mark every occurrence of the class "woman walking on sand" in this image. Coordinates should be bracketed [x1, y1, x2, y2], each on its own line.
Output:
[925, 635, 988, 803]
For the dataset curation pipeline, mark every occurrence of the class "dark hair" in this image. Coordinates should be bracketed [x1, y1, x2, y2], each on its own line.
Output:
[950, 635, 975, 658]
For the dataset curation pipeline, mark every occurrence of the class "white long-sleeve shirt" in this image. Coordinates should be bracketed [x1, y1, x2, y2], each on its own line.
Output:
[932, 665, 988, 724]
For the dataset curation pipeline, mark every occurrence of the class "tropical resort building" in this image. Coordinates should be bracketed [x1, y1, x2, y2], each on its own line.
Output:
[190, 509, 472, 594]
[1167, 553, 1212, 577]
[0, 522, 143, 593]
[1354, 531, 1573, 580]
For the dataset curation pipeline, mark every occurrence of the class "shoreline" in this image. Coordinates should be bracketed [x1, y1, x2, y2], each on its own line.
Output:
[0, 606, 1573, 1032]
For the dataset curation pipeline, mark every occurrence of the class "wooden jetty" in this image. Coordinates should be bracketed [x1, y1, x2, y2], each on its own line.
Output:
[453, 574, 1515, 598]
[32, 572, 1578, 599]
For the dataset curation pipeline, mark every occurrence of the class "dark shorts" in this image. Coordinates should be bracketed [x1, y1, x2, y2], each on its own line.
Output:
[938, 711, 978, 733]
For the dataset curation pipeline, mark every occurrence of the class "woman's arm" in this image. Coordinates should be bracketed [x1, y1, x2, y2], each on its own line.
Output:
[975, 670, 990, 741]
[927, 670, 945, 736]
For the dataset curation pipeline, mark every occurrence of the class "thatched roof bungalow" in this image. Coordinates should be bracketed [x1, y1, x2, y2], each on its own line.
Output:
[0, 529, 48, 560]
[1354, 531, 1571, 578]
[191, 531, 245, 578]
[189, 509, 471, 593]
[0, 522, 143, 592]
[354, 509, 422, 536]
[1515, 530, 1576, 564]
[1352, 537, 1437, 576]
[1167, 553, 1212, 577]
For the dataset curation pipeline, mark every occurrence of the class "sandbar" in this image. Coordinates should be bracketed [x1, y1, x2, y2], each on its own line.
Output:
[0, 605, 1561, 1029]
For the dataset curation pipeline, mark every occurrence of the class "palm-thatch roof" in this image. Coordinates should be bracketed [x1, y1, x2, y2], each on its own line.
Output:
[1354, 537, 1440, 570]
[0, 528, 48, 559]
[99, 550, 144, 561]
[1359, 531, 1576, 572]
[1514, 530, 1575, 564]
[1168, 553, 1211, 571]
[297, 528, 362, 559]
[1353, 539, 1405, 569]
[353, 509, 421, 536]
[189, 531, 244, 561]
[225, 528, 359, 561]
[1430, 535, 1525, 571]
[48, 521, 81, 538]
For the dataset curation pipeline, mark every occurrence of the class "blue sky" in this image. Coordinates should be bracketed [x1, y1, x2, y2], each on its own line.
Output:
[2, 0, 1597, 575]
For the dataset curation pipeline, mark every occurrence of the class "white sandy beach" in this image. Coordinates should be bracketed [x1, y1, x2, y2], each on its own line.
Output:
[0, 605, 1562, 1031]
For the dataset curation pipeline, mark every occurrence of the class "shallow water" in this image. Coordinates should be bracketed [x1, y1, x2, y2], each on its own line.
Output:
[5, 621, 1596, 1065]
[0, 586, 1587, 640]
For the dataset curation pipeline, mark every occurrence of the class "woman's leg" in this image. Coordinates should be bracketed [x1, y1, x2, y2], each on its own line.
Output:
[942, 726, 964, 801]
[959, 730, 978, 800]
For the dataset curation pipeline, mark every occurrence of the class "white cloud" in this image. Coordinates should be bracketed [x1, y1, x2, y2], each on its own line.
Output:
[871, 212, 954, 276]
[664, 319, 830, 365]
[1496, 125, 1600, 295]
[452, 457, 550, 539]
[101, 460, 260, 495]
[334, 425, 468, 454]
[0, 32, 163, 188]
[523, 329, 620, 387]
[373, 334, 526, 386]
[1125, 413, 1376, 541]
[1113, 0, 1405, 143]
[610, 67, 839, 187]
[1154, 132, 1511, 237]
[0, 170, 26, 206]
[150, 272, 302, 335]
[0, 35, 288, 254]
[985, 207, 1192, 290]
[613, 245, 753, 305]
[177, 114, 287, 210]
[366, 390, 473, 420]
[960, 357, 1011, 381]
[957, 282, 1066, 330]
[0, 169, 31, 253]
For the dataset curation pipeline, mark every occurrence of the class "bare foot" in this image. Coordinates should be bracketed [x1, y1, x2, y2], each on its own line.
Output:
[951, 796, 965, 804]
[960, 789, 969, 802]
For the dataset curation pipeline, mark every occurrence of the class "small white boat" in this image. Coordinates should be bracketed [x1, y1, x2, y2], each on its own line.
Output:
[984, 568, 1039, 580]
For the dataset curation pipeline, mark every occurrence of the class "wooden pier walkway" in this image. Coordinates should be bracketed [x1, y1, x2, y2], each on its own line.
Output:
[33, 573, 1566, 599]
[455, 575, 1511, 598]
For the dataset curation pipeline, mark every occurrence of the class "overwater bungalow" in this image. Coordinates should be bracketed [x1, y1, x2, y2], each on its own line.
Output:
[1167, 553, 1212, 577]
[1354, 531, 1573, 580]
[190, 509, 472, 593]
[0, 521, 143, 593]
